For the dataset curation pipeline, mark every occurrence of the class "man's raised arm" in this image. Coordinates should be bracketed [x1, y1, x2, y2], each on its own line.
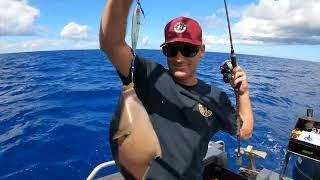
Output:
[100, 0, 133, 77]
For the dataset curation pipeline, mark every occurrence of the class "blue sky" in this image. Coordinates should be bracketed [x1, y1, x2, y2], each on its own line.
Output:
[1, 0, 320, 62]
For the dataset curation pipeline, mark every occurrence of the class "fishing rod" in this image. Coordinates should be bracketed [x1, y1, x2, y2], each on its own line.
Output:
[220, 0, 242, 165]
[223, 0, 236, 68]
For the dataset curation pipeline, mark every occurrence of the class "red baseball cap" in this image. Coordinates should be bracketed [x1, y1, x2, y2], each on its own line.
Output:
[160, 16, 202, 47]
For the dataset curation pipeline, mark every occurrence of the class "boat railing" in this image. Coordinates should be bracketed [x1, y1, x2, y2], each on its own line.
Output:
[86, 160, 116, 180]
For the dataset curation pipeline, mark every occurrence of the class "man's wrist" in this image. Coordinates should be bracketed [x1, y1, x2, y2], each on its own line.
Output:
[239, 90, 249, 96]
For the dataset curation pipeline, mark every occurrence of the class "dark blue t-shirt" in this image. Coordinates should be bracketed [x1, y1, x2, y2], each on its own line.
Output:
[118, 55, 237, 179]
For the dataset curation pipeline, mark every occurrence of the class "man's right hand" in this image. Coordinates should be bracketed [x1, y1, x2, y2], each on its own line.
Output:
[100, 0, 133, 77]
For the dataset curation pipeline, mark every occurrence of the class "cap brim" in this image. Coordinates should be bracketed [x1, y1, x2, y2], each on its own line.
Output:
[160, 38, 202, 47]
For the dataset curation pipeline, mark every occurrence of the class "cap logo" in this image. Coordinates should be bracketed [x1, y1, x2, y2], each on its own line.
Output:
[174, 22, 186, 33]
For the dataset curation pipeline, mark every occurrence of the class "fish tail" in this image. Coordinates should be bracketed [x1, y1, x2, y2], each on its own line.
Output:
[137, 0, 145, 18]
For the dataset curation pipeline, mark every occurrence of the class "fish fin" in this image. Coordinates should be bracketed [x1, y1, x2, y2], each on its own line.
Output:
[112, 129, 131, 140]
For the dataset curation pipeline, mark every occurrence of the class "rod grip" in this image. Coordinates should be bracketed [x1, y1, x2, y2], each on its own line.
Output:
[231, 53, 237, 68]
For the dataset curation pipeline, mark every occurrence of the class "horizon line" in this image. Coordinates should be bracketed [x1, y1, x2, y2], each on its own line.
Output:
[0, 48, 319, 63]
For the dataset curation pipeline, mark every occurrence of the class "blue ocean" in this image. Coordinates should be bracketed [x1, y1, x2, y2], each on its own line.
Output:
[0, 49, 319, 179]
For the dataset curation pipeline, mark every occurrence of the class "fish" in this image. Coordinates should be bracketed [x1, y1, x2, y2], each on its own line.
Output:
[131, 4, 140, 53]
[109, 83, 162, 180]
[109, 2, 160, 179]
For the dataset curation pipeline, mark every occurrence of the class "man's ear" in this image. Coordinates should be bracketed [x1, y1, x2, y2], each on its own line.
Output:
[199, 44, 205, 57]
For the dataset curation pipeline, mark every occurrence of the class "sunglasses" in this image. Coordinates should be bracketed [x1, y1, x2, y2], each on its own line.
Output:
[162, 44, 200, 58]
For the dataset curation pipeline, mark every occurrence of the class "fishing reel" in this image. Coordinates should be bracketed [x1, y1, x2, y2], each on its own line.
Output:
[220, 60, 234, 83]
[220, 54, 237, 83]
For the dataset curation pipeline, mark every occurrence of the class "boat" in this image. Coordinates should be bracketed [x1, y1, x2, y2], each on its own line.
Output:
[87, 108, 320, 180]
[86, 140, 291, 180]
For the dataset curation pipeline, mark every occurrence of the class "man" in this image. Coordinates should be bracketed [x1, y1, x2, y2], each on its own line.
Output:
[100, 0, 254, 179]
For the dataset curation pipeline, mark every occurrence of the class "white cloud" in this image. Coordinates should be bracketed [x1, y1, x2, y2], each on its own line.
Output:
[72, 41, 98, 49]
[216, 7, 242, 19]
[0, 0, 40, 35]
[203, 13, 225, 28]
[203, 34, 263, 52]
[0, 38, 99, 54]
[233, 0, 320, 44]
[141, 36, 150, 47]
[204, 35, 229, 45]
[60, 22, 89, 40]
[0, 38, 61, 53]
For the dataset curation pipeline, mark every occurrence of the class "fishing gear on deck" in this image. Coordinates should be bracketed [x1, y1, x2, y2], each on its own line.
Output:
[220, 0, 243, 165]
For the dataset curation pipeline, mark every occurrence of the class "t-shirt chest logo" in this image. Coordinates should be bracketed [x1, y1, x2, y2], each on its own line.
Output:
[198, 103, 213, 118]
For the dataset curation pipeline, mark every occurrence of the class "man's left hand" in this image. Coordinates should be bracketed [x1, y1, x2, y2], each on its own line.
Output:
[230, 66, 249, 95]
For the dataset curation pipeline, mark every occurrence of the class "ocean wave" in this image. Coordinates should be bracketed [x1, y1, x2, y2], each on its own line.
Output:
[0, 50, 319, 179]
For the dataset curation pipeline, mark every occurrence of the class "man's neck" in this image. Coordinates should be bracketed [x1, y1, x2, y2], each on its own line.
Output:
[175, 78, 198, 87]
